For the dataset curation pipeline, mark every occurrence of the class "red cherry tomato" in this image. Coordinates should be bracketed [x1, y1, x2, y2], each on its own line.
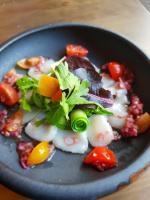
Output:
[51, 89, 62, 102]
[66, 44, 88, 57]
[84, 147, 117, 171]
[0, 82, 19, 106]
[108, 61, 125, 81]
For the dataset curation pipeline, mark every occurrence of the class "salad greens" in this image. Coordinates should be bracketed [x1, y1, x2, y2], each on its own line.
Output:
[16, 76, 38, 111]
[16, 60, 112, 132]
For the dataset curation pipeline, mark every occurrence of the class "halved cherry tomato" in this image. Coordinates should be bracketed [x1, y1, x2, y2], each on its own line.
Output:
[0, 82, 19, 106]
[66, 44, 88, 57]
[84, 147, 117, 171]
[38, 75, 59, 97]
[51, 89, 62, 102]
[27, 142, 50, 166]
[108, 61, 125, 81]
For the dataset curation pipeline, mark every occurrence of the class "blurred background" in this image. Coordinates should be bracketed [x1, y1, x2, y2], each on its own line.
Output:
[0, 0, 150, 200]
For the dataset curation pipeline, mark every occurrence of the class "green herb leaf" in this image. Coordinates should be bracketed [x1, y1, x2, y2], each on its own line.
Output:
[46, 104, 69, 129]
[54, 62, 79, 96]
[16, 76, 38, 111]
[83, 105, 112, 117]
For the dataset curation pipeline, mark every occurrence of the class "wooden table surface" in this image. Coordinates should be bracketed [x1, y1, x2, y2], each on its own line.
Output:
[0, 0, 150, 199]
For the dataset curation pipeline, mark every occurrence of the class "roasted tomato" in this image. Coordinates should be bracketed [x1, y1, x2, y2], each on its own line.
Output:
[108, 61, 125, 81]
[1, 110, 23, 138]
[84, 147, 117, 171]
[66, 44, 88, 57]
[0, 82, 19, 106]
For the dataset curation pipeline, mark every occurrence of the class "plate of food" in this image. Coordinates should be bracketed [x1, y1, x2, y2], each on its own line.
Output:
[0, 23, 150, 200]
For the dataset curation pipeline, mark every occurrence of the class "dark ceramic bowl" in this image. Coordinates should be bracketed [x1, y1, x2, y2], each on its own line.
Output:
[0, 23, 150, 200]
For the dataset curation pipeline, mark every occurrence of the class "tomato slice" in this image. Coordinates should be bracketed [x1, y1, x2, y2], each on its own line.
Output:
[84, 147, 117, 171]
[0, 82, 19, 106]
[108, 61, 125, 81]
[66, 44, 88, 57]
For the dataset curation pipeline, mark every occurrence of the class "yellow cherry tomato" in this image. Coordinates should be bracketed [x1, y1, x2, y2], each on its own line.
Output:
[27, 141, 49, 166]
[38, 75, 59, 97]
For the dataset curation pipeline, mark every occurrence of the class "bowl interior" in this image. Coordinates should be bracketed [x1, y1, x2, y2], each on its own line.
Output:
[0, 25, 150, 186]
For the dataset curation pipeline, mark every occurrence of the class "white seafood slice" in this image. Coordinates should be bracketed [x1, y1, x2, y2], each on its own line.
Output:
[40, 59, 55, 74]
[28, 67, 43, 80]
[107, 103, 128, 129]
[87, 115, 114, 147]
[101, 73, 115, 88]
[53, 130, 88, 154]
[115, 88, 129, 105]
[25, 121, 57, 141]
[101, 73, 129, 105]
[22, 110, 40, 124]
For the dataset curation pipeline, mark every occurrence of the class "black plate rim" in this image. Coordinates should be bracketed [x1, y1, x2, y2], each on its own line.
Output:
[0, 22, 150, 199]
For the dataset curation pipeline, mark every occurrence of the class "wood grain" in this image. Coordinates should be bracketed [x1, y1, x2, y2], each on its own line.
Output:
[0, 0, 150, 199]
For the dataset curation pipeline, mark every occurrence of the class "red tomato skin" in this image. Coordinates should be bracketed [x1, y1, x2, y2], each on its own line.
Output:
[0, 82, 19, 106]
[51, 89, 62, 102]
[66, 44, 88, 57]
[84, 147, 117, 171]
[108, 61, 125, 81]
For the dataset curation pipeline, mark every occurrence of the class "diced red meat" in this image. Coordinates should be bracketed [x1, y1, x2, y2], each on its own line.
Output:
[36, 56, 46, 67]
[113, 130, 122, 141]
[1, 111, 23, 138]
[0, 110, 8, 131]
[3, 69, 23, 86]
[116, 69, 134, 91]
[17, 141, 33, 169]
[121, 114, 138, 137]
[129, 95, 143, 117]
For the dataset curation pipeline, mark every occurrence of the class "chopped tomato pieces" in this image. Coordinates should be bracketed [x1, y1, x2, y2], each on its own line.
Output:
[0, 82, 19, 106]
[66, 44, 88, 57]
[84, 147, 117, 171]
[108, 61, 125, 81]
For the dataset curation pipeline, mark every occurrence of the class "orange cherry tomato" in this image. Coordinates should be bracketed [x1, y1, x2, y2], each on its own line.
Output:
[27, 142, 50, 166]
[51, 89, 62, 102]
[38, 75, 59, 98]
